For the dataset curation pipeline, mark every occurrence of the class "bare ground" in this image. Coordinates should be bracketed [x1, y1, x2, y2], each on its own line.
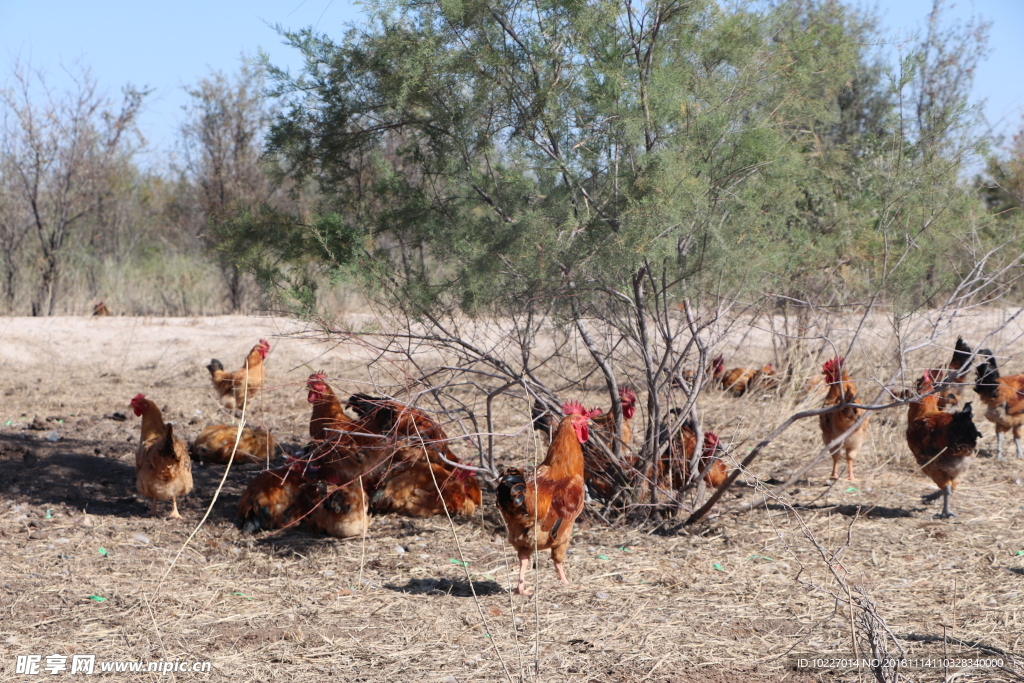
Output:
[2, 315, 1024, 682]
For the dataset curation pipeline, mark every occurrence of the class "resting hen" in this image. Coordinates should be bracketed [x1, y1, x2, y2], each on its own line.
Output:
[496, 401, 598, 595]
[370, 458, 479, 517]
[974, 350, 1024, 459]
[192, 424, 276, 464]
[290, 470, 369, 538]
[663, 411, 727, 490]
[582, 385, 638, 501]
[131, 394, 193, 519]
[819, 357, 870, 481]
[719, 362, 777, 397]
[237, 460, 312, 533]
[907, 370, 981, 518]
[207, 339, 270, 412]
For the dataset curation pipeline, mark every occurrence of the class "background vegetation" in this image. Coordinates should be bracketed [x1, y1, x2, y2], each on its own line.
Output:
[0, 0, 1021, 318]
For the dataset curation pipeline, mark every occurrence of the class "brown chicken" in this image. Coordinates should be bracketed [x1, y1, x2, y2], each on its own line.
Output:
[819, 357, 870, 481]
[663, 412, 728, 490]
[370, 458, 480, 517]
[582, 385, 638, 501]
[974, 350, 1024, 459]
[192, 424, 276, 464]
[306, 371, 355, 441]
[237, 459, 312, 533]
[676, 354, 725, 388]
[719, 362, 777, 397]
[131, 394, 193, 519]
[346, 393, 456, 457]
[496, 401, 598, 595]
[907, 370, 981, 518]
[92, 301, 111, 316]
[207, 339, 270, 412]
[289, 470, 370, 538]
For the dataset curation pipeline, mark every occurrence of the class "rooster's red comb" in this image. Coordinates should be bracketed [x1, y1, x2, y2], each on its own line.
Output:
[619, 386, 637, 403]
[131, 393, 146, 402]
[822, 357, 844, 380]
[562, 401, 601, 418]
[258, 338, 270, 347]
[307, 370, 328, 383]
[703, 431, 720, 449]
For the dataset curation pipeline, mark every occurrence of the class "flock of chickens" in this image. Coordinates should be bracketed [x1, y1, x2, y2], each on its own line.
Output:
[126, 334, 1024, 594]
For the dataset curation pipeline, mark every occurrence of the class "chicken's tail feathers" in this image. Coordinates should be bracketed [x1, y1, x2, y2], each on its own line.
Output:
[950, 402, 982, 448]
[950, 336, 973, 372]
[496, 467, 529, 512]
[207, 359, 224, 375]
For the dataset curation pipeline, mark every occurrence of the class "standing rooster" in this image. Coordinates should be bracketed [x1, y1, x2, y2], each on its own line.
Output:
[907, 370, 981, 518]
[663, 411, 728, 490]
[131, 394, 193, 519]
[974, 350, 1024, 459]
[496, 401, 598, 595]
[207, 339, 270, 412]
[819, 357, 870, 482]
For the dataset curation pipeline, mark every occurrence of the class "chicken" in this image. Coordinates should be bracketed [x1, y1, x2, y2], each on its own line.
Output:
[306, 371, 357, 441]
[582, 385, 638, 501]
[974, 350, 1024, 459]
[496, 401, 598, 595]
[207, 339, 270, 412]
[370, 458, 480, 517]
[906, 370, 981, 518]
[676, 354, 725, 388]
[92, 301, 111, 316]
[237, 460, 312, 533]
[191, 424, 276, 464]
[130, 394, 193, 519]
[346, 392, 455, 457]
[719, 362, 777, 397]
[663, 411, 728, 490]
[934, 336, 974, 406]
[290, 470, 369, 538]
[818, 357, 870, 481]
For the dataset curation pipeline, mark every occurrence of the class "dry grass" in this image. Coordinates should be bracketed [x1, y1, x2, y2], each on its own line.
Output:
[2, 315, 1024, 682]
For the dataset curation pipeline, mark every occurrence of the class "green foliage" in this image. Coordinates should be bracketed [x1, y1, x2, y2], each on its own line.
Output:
[234, 0, 994, 318]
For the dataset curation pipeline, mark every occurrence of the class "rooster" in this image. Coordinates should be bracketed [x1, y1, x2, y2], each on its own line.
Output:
[92, 301, 111, 316]
[675, 354, 725, 389]
[907, 370, 981, 518]
[974, 350, 1024, 459]
[131, 394, 193, 519]
[582, 386, 638, 501]
[819, 357, 870, 481]
[207, 339, 270, 412]
[192, 424, 276, 464]
[496, 401, 598, 595]
[237, 460, 312, 533]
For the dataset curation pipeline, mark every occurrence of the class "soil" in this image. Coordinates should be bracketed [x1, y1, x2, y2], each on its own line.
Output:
[1, 315, 1023, 682]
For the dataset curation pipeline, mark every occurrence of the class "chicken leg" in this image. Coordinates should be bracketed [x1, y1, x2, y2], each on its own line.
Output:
[997, 432, 1005, 460]
[515, 554, 533, 596]
[554, 561, 570, 586]
[169, 496, 182, 520]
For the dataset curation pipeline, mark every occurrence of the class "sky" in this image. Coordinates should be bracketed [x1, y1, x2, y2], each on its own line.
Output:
[1, 0, 1022, 162]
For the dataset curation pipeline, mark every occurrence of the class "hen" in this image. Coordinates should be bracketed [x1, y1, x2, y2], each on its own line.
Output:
[663, 411, 728, 490]
[290, 471, 369, 538]
[237, 459, 312, 533]
[719, 362, 777, 397]
[207, 339, 270, 412]
[974, 350, 1024, 459]
[582, 385, 638, 501]
[131, 394, 193, 519]
[370, 458, 479, 517]
[819, 357, 870, 481]
[906, 370, 981, 517]
[192, 424, 276, 464]
[496, 401, 598, 595]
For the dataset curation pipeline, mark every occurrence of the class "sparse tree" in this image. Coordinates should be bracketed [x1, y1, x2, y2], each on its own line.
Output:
[0, 61, 144, 315]
[178, 62, 275, 313]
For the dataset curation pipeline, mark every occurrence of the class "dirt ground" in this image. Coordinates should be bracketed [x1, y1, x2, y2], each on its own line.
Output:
[2, 315, 1024, 682]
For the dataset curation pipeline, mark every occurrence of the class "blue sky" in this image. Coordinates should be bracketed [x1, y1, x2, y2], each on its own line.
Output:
[1, 0, 1022, 160]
